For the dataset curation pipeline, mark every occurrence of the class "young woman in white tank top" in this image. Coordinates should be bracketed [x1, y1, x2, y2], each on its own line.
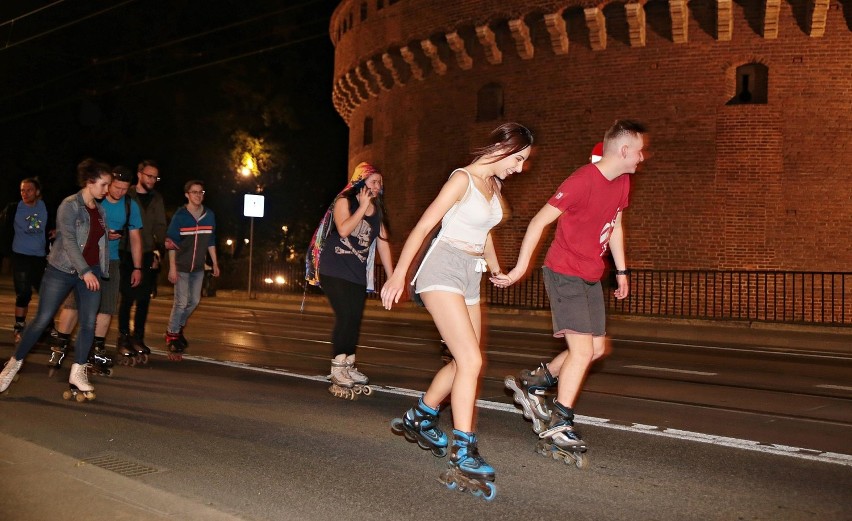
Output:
[381, 123, 533, 497]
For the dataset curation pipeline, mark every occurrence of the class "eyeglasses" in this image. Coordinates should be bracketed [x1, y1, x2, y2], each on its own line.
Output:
[141, 173, 160, 181]
[188, 190, 206, 195]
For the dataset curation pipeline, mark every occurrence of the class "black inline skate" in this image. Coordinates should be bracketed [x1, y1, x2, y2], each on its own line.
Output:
[536, 399, 587, 468]
[115, 333, 139, 366]
[87, 338, 114, 377]
[505, 362, 557, 433]
[47, 333, 71, 377]
[438, 430, 496, 500]
[390, 397, 448, 457]
[132, 338, 151, 364]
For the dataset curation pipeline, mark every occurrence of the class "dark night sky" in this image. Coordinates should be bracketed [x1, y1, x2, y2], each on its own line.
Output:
[0, 0, 348, 256]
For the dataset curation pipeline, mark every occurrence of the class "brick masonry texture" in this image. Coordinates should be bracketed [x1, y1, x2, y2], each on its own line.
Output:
[329, 0, 852, 272]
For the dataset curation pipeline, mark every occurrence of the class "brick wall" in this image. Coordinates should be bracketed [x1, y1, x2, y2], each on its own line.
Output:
[330, 0, 852, 273]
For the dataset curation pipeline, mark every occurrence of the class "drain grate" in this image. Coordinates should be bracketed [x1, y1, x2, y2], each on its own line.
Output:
[82, 454, 160, 477]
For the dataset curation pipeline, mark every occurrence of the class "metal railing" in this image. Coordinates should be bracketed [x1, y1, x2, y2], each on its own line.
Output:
[216, 262, 851, 326]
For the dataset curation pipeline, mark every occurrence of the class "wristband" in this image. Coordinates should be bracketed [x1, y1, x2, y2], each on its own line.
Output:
[133, 267, 143, 271]
[615, 269, 629, 276]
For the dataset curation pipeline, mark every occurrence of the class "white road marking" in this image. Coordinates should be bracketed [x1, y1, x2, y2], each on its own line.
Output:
[816, 384, 852, 392]
[624, 365, 717, 376]
[163, 351, 852, 468]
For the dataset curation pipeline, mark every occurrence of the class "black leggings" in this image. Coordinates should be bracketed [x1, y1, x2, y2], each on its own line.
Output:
[320, 274, 366, 357]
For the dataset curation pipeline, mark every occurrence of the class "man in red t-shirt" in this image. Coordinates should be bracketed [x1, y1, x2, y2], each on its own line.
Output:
[495, 120, 647, 454]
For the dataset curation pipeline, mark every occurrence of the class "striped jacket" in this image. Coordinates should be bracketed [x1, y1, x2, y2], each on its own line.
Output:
[166, 205, 216, 273]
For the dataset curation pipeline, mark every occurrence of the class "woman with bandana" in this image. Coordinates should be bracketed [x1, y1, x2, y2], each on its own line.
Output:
[306, 162, 394, 399]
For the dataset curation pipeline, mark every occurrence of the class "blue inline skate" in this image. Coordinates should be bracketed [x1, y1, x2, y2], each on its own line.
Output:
[390, 397, 449, 457]
[439, 430, 497, 500]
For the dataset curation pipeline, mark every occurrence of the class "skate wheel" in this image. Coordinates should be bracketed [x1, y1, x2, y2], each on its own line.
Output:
[390, 418, 404, 434]
[482, 481, 497, 501]
[76, 392, 87, 403]
[103, 368, 113, 377]
[574, 452, 587, 469]
[362, 386, 373, 396]
[431, 446, 448, 458]
[13, 374, 20, 383]
[62, 390, 72, 401]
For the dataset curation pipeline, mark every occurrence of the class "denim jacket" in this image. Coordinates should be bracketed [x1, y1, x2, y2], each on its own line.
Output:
[47, 191, 109, 278]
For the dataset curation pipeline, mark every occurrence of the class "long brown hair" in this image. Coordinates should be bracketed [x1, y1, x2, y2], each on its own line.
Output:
[471, 122, 534, 164]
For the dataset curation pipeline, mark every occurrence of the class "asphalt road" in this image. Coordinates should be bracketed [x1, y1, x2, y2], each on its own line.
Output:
[0, 290, 850, 520]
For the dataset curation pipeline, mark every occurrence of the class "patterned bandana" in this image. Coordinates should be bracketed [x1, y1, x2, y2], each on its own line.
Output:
[305, 162, 380, 289]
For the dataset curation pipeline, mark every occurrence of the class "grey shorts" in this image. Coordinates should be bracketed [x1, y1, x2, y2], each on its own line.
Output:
[63, 260, 122, 315]
[415, 240, 484, 305]
[543, 266, 606, 337]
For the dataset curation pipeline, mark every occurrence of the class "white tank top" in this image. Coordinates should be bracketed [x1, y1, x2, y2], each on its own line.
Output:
[440, 169, 503, 253]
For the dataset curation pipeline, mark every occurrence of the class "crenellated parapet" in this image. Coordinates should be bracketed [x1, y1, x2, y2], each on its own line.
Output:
[329, 0, 850, 122]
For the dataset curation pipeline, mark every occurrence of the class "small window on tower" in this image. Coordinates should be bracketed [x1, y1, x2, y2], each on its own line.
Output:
[728, 63, 768, 105]
[476, 83, 504, 122]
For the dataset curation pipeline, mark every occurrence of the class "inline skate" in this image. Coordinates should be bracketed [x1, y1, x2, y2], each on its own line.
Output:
[115, 333, 139, 366]
[438, 430, 496, 500]
[0, 357, 23, 394]
[165, 332, 184, 361]
[327, 355, 371, 399]
[132, 338, 151, 364]
[505, 362, 557, 433]
[63, 362, 96, 402]
[47, 333, 71, 377]
[536, 399, 587, 468]
[87, 338, 114, 377]
[390, 397, 448, 457]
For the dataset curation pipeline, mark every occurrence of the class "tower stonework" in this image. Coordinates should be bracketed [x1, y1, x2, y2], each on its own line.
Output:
[330, 0, 852, 272]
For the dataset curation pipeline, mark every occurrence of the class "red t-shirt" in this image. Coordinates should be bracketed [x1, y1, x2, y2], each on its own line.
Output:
[543, 163, 630, 281]
[82, 206, 105, 267]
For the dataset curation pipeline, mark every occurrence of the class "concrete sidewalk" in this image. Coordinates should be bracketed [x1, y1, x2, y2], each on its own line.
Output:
[0, 433, 242, 521]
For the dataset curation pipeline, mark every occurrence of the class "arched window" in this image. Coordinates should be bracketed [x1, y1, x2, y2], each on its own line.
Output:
[361, 2, 368, 21]
[363, 117, 374, 146]
[728, 63, 768, 105]
[476, 83, 504, 122]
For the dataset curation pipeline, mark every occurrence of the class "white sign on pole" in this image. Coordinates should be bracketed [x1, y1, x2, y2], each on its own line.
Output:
[243, 194, 265, 218]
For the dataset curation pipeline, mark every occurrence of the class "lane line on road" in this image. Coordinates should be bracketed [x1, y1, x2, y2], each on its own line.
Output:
[624, 365, 717, 376]
[816, 384, 852, 392]
[165, 351, 852, 468]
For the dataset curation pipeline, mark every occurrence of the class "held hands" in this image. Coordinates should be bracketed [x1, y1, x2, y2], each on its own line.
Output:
[613, 273, 630, 300]
[489, 267, 520, 288]
[380, 273, 406, 310]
